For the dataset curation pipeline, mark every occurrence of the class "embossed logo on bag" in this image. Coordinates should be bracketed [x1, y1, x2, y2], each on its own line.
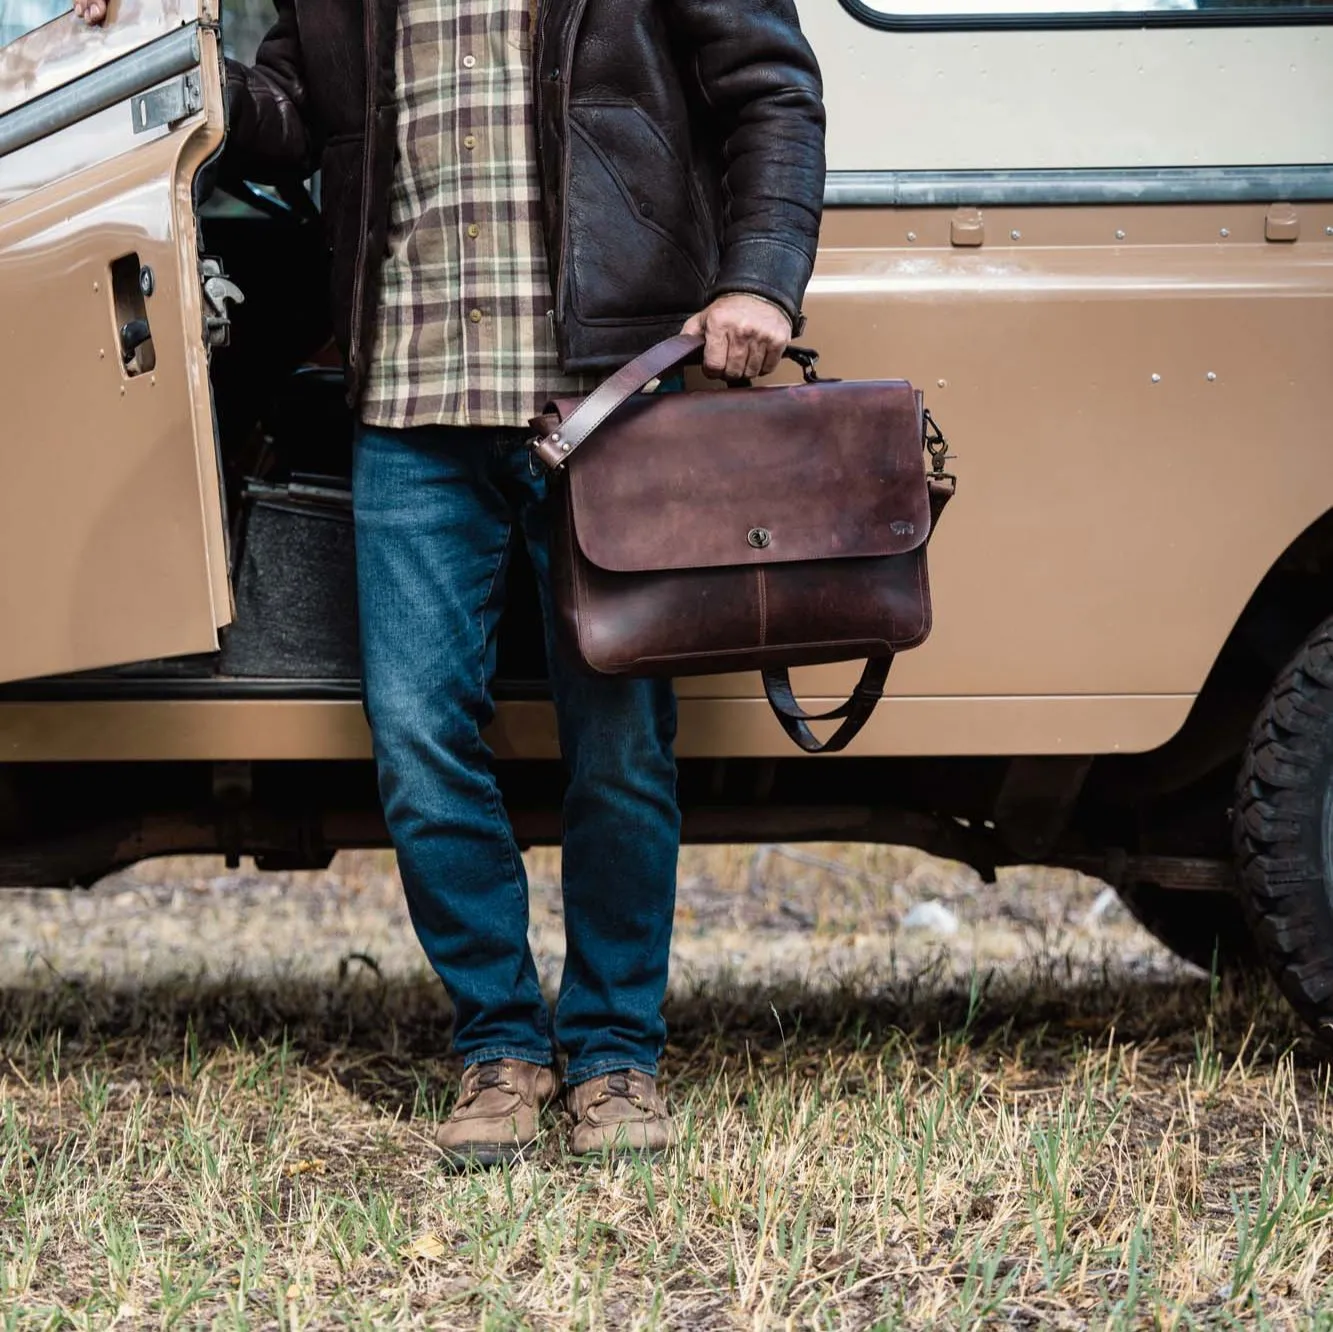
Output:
[890, 521, 916, 537]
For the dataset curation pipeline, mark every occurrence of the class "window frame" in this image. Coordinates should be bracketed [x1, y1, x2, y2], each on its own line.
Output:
[838, 0, 1333, 31]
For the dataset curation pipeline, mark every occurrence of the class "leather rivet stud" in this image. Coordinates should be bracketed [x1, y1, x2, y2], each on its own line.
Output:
[551, 433, 561, 442]
[560, 441, 570, 453]
[747, 527, 772, 549]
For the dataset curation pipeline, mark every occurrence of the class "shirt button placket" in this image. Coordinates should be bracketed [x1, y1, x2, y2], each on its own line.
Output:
[459, 49, 483, 349]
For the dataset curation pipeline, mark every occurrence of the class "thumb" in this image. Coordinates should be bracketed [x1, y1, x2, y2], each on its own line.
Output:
[680, 310, 705, 336]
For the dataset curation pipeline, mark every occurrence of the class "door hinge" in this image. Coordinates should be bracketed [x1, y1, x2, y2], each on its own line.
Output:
[131, 71, 203, 135]
[200, 257, 245, 348]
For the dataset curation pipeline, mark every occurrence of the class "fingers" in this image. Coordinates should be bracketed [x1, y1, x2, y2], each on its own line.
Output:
[685, 294, 793, 380]
[702, 327, 729, 379]
[724, 334, 752, 382]
[727, 332, 783, 381]
[742, 337, 770, 382]
[74, 0, 108, 23]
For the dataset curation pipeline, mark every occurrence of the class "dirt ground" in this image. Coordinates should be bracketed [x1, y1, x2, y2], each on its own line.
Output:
[1, 847, 1330, 1329]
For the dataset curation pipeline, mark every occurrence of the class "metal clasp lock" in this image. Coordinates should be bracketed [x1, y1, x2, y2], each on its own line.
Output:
[787, 346, 820, 384]
[923, 407, 957, 490]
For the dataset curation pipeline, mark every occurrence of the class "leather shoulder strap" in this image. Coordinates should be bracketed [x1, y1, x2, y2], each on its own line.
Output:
[531, 333, 704, 470]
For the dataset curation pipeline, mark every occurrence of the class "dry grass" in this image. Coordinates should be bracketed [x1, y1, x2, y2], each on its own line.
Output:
[2, 847, 1332, 1329]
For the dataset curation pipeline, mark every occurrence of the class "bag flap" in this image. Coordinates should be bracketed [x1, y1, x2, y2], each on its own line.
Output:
[562, 379, 929, 575]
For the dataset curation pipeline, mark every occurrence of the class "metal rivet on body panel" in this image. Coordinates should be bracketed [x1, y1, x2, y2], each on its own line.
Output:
[747, 527, 772, 549]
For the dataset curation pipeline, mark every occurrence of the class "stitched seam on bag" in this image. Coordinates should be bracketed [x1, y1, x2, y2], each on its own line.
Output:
[615, 637, 897, 671]
[757, 567, 767, 649]
[910, 549, 926, 640]
[570, 505, 593, 664]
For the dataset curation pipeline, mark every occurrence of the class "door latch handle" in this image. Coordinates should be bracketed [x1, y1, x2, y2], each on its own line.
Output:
[119, 317, 152, 365]
[200, 257, 245, 349]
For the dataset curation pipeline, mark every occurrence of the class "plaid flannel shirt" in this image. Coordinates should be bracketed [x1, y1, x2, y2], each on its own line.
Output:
[359, 0, 591, 429]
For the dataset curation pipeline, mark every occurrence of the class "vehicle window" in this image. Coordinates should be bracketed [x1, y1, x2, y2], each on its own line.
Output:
[0, 0, 72, 49]
[849, 0, 1333, 23]
[221, 0, 273, 63]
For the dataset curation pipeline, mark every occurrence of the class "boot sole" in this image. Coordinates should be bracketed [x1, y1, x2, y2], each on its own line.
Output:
[438, 1141, 532, 1170]
[570, 1143, 671, 1164]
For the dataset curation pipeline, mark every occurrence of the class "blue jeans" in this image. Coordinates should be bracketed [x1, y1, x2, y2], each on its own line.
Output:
[353, 423, 680, 1085]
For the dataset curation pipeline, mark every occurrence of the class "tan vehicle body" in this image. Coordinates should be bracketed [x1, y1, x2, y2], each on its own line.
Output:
[1, 1, 1332, 922]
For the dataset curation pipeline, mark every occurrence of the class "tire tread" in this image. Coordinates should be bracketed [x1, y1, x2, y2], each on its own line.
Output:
[1233, 616, 1333, 1039]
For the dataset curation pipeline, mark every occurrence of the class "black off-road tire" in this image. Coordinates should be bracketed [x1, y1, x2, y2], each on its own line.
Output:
[1234, 615, 1333, 1041]
[1115, 879, 1258, 974]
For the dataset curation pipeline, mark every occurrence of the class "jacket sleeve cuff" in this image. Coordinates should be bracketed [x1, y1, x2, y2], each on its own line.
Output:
[707, 237, 815, 328]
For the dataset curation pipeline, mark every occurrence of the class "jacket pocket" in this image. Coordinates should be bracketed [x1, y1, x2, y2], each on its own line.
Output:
[565, 100, 716, 325]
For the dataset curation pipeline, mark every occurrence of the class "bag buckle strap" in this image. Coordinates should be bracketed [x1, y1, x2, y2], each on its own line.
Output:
[527, 411, 567, 475]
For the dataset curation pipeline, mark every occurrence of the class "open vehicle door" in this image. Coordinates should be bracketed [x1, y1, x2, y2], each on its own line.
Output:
[0, 0, 231, 684]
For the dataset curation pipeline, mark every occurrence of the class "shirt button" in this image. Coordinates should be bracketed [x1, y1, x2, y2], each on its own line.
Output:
[469, 308, 483, 323]
[463, 134, 477, 150]
[462, 54, 476, 68]
[466, 223, 480, 239]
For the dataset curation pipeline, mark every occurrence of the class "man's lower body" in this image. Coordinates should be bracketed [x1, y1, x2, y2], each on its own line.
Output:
[353, 423, 680, 1161]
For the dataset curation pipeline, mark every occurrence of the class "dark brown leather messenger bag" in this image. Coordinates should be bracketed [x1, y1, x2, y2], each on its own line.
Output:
[529, 332, 955, 754]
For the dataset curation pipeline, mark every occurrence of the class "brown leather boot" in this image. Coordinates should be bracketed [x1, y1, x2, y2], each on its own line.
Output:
[435, 1059, 556, 1168]
[567, 1070, 674, 1157]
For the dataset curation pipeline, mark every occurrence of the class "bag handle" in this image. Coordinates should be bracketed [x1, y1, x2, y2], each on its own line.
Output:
[761, 658, 893, 754]
[530, 333, 821, 470]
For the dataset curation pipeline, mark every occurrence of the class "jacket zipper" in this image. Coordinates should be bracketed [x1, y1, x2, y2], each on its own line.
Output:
[347, 0, 378, 374]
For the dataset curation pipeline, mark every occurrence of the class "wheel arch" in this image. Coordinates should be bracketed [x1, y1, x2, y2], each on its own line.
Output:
[1095, 506, 1333, 807]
